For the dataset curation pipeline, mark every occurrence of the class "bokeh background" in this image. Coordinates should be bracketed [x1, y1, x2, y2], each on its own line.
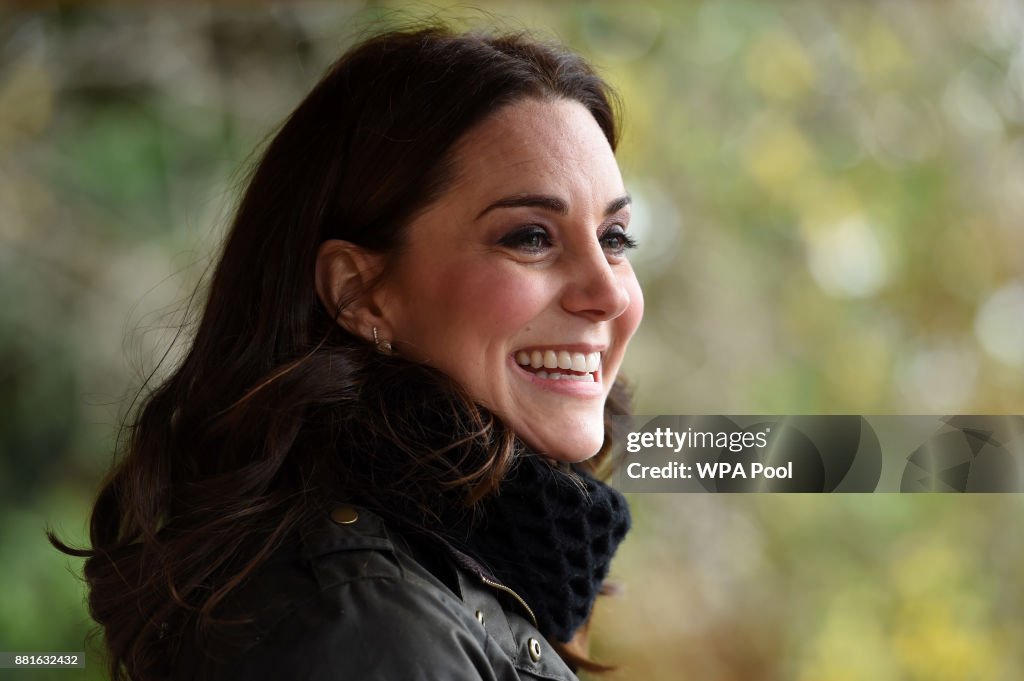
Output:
[3, 2, 1024, 679]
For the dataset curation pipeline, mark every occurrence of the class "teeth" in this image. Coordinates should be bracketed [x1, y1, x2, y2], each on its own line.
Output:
[540, 368, 598, 378]
[542, 371, 596, 382]
[516, 350, 603, 376]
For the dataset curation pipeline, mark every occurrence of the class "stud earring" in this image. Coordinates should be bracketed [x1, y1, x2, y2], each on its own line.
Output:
[372, 326, 393, 355]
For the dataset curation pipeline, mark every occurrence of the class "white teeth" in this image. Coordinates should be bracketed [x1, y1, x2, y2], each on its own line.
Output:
[516, 349, 602, 379]
[547, 371, 596, 382]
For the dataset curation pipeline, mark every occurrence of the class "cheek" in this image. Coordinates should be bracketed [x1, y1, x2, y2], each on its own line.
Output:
[412, 262, 549, 350]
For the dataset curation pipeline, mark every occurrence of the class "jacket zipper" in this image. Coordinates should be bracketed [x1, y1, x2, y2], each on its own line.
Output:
[479, 575, 539, 629]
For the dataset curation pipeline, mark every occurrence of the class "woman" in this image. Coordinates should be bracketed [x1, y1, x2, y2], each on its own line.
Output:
[54, 24, 643, 680]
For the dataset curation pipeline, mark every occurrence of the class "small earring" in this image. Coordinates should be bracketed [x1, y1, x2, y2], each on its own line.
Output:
[372, 326, 393, 355]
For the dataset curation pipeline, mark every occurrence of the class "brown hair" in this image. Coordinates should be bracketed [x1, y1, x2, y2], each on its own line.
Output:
[51, 24, 630, 680]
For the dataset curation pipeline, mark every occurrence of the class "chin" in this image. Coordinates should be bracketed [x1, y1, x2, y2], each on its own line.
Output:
[533, 431, 605, 464]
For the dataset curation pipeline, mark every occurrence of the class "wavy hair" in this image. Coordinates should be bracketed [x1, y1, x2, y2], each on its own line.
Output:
[51, 24, 630, 680]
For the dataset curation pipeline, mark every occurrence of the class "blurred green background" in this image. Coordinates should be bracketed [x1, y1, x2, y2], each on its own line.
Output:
[3, 2, 1024, 679]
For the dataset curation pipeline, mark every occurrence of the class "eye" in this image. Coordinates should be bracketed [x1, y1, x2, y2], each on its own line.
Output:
[498, 225, 553, 253]
[600, 225, 638, 255]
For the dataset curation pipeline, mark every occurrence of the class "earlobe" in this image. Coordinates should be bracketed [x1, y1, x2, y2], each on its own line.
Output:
[315, 239, 389, 342]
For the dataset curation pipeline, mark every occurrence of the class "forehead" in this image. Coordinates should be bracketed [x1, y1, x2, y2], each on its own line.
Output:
[442, 97, 622, 205]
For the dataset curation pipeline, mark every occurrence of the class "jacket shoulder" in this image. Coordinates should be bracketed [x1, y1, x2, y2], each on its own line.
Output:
[190, 505, 574, 681]
[221, 570, 502, 680]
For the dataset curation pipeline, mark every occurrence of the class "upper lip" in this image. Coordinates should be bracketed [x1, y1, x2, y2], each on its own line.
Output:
[512, 344, 608, 354]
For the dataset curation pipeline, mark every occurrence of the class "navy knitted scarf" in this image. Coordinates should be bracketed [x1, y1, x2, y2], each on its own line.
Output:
[447, 453, 631, 642]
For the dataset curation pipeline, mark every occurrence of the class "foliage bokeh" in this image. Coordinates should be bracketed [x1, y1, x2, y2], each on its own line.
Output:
[2, 2, 1023, 679]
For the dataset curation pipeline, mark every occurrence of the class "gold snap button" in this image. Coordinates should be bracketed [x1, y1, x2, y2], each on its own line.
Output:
[528, 637, 542, 662]
[330, 506, 359, 525]
[475, 610, 484, 625]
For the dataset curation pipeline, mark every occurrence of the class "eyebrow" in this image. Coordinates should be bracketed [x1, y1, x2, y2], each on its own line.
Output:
[475, 193, 632, 220]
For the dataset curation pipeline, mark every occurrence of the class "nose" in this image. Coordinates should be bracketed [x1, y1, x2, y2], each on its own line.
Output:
[560, 245, 632, 321]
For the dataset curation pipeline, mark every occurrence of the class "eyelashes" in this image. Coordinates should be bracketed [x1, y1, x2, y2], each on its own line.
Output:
[497, 224, 638, 256]
[498, 225, 552, 253]
[600, 226, 638, 253]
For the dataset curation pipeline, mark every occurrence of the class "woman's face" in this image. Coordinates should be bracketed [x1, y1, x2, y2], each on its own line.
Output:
[379, 98, 643, 462]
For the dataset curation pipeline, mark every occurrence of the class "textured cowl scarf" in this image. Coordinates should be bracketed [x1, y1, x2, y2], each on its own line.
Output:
[449, 453, 631, 642]
[339, 356, 632, 642]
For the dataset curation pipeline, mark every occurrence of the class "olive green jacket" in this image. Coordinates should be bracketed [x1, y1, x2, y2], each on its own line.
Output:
[185, 505, 578, 681]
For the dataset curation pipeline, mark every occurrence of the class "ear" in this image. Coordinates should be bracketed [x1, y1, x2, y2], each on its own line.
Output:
[315, 239, 389, 342]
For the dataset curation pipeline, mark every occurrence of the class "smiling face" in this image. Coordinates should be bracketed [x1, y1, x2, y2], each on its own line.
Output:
[377, 97, 643, 462]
